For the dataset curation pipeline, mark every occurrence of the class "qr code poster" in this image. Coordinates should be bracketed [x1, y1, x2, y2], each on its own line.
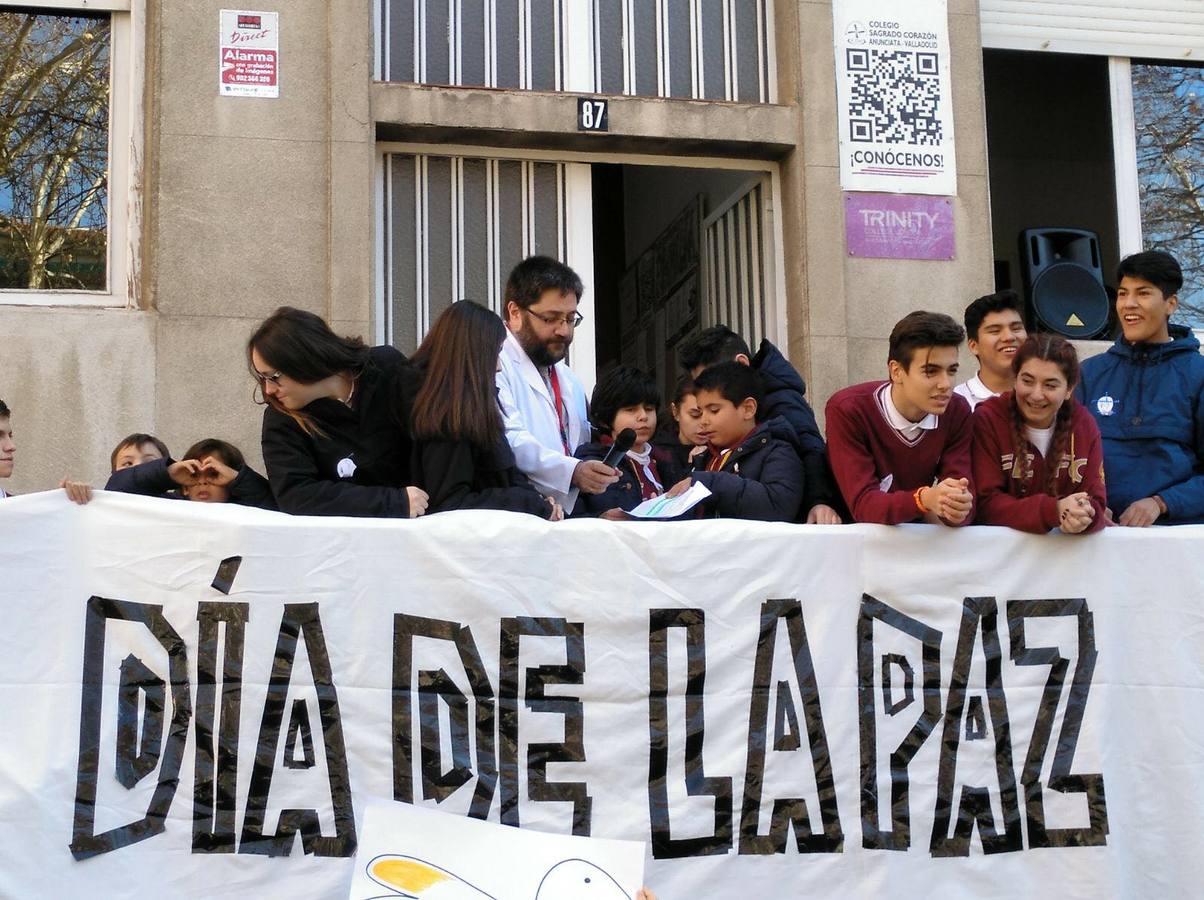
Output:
[833, 0, 956, 196]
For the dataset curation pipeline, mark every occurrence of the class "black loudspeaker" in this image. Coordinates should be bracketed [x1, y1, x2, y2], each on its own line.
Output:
[1018, 228, 1110, 339]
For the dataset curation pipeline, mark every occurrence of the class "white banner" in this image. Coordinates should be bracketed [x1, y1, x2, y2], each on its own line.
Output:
[833, 0, 957, 195]
[2, 492, 1203, 897]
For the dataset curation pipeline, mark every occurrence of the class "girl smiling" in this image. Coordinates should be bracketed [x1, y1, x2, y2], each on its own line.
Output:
[972, 335, 1107, 534]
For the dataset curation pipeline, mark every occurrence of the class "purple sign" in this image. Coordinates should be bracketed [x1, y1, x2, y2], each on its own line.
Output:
[845, 193, 955, 260]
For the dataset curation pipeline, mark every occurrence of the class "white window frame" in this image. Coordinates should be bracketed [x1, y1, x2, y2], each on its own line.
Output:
[0, 0, 142, 309]
[1109, 57, 1145, 258]
[373, 143, 787, 390]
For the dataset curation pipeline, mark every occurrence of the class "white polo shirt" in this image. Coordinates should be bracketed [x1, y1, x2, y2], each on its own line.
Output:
[953, 374, 998, 412]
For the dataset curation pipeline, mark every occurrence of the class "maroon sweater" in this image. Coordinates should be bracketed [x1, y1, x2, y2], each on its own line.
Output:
[825, 381, 975, 524]
[972, 393, 1107, 533]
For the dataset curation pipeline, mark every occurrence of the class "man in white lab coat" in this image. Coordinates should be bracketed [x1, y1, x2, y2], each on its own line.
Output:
[496, 256, 619, 513]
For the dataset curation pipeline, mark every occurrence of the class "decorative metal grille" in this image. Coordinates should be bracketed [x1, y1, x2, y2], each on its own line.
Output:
[383, 152, 567, 351]
[704, 181, 768, 346]
[379, 0, 773, 102]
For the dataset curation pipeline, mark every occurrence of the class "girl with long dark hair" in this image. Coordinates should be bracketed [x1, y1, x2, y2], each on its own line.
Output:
[972, 334, 1106, 533]
[409, 300, 561, 518]
[248, 306, 428, 517]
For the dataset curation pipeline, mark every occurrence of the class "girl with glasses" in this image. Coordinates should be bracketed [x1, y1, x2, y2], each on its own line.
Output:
[247, 306, 429, 518]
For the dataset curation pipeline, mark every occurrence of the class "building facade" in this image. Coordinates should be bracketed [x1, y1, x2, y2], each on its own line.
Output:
[1, 0, 1200, 492]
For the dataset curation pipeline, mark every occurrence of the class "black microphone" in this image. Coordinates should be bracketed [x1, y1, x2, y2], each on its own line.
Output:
[599, 428, 636, 469]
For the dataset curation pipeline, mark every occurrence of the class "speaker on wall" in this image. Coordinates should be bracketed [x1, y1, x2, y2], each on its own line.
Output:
[1018, 227, 1111, 339]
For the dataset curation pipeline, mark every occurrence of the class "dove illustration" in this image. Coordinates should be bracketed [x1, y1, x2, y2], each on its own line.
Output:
[365, 854, 630, 900]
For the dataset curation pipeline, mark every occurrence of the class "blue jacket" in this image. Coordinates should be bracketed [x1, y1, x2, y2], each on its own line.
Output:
[691, 418, 805, 522]
[1074, 325, 1204, 523]
[751, 339, 837, 515]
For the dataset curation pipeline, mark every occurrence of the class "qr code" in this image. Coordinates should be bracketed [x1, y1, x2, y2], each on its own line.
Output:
[845, 49, 943, 146]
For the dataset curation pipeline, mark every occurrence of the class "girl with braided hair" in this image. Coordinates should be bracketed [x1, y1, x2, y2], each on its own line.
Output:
[972, 335, 1107, 533]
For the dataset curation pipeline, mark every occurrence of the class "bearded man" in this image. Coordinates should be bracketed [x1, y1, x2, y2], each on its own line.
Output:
[496, 256, 618, 513]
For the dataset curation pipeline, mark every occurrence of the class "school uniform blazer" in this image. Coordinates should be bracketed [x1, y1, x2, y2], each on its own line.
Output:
[105, 457, 278, 510]
[495, 328, 589, 511]
[261, 345, 415, 517]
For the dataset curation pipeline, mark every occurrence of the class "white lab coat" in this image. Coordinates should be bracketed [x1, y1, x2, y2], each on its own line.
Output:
[496, 328, 589, 511]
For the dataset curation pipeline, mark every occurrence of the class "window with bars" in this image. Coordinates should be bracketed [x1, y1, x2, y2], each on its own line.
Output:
[704, 181, 770, 348]
[382, 152, 569, 352]
[378, 0, 775, 103]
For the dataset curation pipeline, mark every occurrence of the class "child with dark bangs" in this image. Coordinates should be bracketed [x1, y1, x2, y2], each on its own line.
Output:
[574, 366, 683, 519]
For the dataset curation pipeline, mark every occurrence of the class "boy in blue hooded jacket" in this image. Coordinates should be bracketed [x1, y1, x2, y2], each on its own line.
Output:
[1075, 250, 1204, 525]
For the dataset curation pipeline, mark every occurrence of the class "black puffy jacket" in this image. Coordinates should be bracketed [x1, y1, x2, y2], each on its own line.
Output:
[691, 418, 805, 521]
[750, 340, 838, 516]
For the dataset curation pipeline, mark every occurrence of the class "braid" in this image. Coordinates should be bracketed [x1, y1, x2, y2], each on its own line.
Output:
[1009, 333, 1083, 499]
[1044, 398, 1075, 496]
[1006, 391, 1032, 496]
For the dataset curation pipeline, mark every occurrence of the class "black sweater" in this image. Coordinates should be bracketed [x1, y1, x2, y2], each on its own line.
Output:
[411, 436, 553, 518]
[260, 346, 415, 517]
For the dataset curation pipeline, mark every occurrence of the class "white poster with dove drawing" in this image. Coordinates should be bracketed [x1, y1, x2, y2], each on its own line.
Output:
[350, 799, 645, 900]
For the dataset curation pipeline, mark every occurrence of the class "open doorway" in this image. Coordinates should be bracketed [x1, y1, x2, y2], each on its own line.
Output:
[590, 162, 778, 403]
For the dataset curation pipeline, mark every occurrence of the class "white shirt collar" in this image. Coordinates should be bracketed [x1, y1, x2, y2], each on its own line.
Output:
[880, 383, 939, 440]
[964, 374, 997, 402]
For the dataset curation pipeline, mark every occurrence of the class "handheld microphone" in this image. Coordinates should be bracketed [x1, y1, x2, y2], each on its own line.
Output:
[600, 428, 637, 469]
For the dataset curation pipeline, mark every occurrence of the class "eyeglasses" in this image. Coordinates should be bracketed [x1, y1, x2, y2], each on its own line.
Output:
[522, 308, 585, 328]
[254, 369, 285, 386]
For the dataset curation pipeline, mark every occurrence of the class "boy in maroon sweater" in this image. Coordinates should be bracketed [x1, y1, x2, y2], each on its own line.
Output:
[826, 311, 975, 525]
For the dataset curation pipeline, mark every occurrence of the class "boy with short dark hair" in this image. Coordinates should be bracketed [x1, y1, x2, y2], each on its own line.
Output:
[0, 399, 14, 499]
[59, 432, 174, 505]
[1075, 249, 1204, 525]
[105, 438, 276, 508]
[955, 289, 1028, 410]
[678, 325, 839, 523]
[110, 433, 170, 471]
[673, 362, 804, 521]
[825, 311, 975, 525]
[575, 366, 681, 518]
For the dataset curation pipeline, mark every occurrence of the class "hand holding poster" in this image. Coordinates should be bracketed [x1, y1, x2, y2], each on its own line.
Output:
[833, 0, 956, 194]
[1, 493, 1203, 897]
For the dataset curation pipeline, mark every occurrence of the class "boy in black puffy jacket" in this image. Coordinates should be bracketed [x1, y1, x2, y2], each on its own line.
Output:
[672, 362, 804, 521]
[678, 326, 839, 522]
